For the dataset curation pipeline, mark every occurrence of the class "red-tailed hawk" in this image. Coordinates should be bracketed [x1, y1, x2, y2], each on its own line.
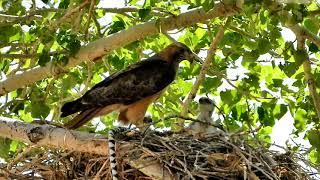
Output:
[61, 42, 195, 129]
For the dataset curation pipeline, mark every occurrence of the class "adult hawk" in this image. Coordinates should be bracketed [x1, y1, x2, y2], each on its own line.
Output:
[61, 42, 195, 129]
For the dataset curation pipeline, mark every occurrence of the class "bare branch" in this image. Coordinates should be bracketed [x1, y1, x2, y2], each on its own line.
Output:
[84, 0, 96, 40]
[0, 2, 241, 96]
[98, 7, 139, 13]
[54, 0, 90, 28]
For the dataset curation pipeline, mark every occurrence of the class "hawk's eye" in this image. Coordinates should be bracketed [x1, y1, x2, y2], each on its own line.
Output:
[178, 48, 185, 54]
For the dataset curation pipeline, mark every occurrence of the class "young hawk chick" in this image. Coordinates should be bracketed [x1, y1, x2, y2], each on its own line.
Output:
[188, 97, 225, 136]
[61, 42, 195, 129]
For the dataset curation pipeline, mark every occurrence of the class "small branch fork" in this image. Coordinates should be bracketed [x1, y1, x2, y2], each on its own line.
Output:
[176, 18, 231, 131]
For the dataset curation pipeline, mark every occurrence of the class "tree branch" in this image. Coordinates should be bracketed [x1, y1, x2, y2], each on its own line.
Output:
[98, 7, 139, 13]
[296, 33, 320, 121]
[84, 0, 96, 40]
[0, 8, 65, 27]
[0, 50, 66, 59]
[0, 117, 176, 179]
[270, 2, 320, 48]
[0, 116, 109, 155]
[175, 18, 230, 131]
[0, 2, 242, 96]
[289, 24, 320, 48]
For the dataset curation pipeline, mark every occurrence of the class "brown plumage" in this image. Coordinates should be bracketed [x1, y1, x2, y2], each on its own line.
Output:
[61, 42, 195, 129]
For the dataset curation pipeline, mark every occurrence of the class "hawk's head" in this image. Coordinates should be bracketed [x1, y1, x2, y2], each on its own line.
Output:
[158, 42, 196, 64]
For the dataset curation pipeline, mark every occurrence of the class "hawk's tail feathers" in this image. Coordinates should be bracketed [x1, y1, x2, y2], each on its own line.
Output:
[60, 99, 83, 117]
[64, 108, 101, 129]
[108, 130, 119, 180]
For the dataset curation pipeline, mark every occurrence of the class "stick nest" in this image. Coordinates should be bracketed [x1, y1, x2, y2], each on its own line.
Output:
[1, 128, 318, 180]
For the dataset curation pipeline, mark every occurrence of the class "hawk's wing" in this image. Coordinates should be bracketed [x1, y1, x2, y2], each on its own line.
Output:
[61, 57, 176, 117]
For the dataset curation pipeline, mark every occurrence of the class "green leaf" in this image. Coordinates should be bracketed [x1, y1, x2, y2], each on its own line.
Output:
[309, 149, 320, 164]
[220, 32, 243, 47]
[303, 18, 319, 34]
[240, 112, 249, 122]
[294, 108, 307, 131]
[220, 90, 233, 105]
[243, 50, 259, 63]
[0, 137, 11, 159]
[258, 106, 265, 120]
[138, 8, 151, 20]
[58, 0, 70, 9]
[202, 77, 222, 92]
[257, 126, 272, 143]
[293, 49, 307, 66]
[244, 73, 260, 88]
[62, 75, 77, 90]
[66, 37, 81, 55]
[31, 101, 50, 119]
[9, 101, 24, 114]
[272, 79, 283, 88]
[220, 90, 239, 105]
[0, 60, 10, 73]
[41, 0, 49, 4]
[108, 17, 126, 35]
[259, 10, 267, 24]
[244, 39, 258, 50]
[56, 30, 81, 55]
[308, 129, 320, 149]
[257, 38, 271, 54]
[308, 43, 319, 53]
[258, 106, 274, 126]
[279, 62, 298, 77]
[202, 0, 214, 11]
[38, 49, 50, 66]
[273, 104, 287, 119]
[109, 55, 125, 70]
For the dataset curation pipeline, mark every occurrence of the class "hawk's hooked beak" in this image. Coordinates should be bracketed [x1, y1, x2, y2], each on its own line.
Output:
[184, 51, 198, 63]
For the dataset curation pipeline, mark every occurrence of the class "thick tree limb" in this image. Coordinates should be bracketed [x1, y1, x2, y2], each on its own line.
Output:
[175, 19, 230, 131]
[0, 2, 242, 96]
[0, 117, 175, 179]
[0, 116, 109, 155]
